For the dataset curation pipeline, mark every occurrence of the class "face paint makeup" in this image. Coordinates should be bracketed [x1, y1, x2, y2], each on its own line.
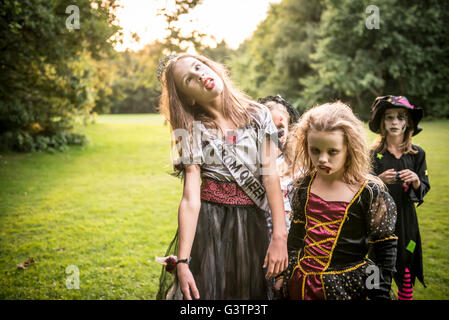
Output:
[308, 129, 347, 179]
[269, 106, 289, 151]
[401, 123, 406, 132]
[173, 57, 224, 107]
[384, 108, 408, 137]
[278, 129, 285, 138]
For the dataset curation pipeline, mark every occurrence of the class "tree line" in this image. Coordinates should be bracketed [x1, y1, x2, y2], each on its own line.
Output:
[230, 0, 449, 120]
[1, 0, 448, 152]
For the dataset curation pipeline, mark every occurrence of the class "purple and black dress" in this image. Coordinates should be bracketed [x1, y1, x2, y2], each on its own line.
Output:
[282, 174, 398, 300]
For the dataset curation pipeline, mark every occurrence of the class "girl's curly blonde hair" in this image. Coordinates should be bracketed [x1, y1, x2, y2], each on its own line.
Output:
[288, 101, 383, 187]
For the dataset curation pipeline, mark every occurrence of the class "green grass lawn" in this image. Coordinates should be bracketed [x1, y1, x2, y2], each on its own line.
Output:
[0, 114, 448, 299]
[0, 114, 181, 299]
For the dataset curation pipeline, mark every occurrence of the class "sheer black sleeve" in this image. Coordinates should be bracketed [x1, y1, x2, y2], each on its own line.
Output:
[366, 183, 398, 300]
[278, 184, 307, 296]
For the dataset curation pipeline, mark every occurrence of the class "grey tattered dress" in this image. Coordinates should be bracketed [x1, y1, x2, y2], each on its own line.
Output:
[160, 105, 278, 300]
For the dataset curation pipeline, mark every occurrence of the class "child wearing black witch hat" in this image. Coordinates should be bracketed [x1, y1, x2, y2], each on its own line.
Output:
[369, 95, 430, 300]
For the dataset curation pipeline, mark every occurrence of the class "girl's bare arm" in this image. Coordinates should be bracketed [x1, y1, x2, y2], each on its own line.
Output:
[177, 164, 201, 299]
[261, 138, 288, 278]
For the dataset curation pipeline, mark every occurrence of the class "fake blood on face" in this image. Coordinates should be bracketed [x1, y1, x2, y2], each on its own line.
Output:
[319, 165, 331, 174]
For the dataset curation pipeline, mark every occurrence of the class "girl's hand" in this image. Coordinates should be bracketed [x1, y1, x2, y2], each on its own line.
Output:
[399, 169, 420, 189]
[378, 169, 396, 184]
[177, 263, 200, 300]
[263, 236, 288, 279]
[274, 278, 284, 291]
[274, 277, 285, 300]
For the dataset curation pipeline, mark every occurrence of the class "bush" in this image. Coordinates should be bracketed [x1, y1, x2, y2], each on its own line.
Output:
[0, 130, 88, 153]
[0, 0, 120, 153]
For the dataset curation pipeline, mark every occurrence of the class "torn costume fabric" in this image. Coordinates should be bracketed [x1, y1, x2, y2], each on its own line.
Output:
[157, 105, 278, 300]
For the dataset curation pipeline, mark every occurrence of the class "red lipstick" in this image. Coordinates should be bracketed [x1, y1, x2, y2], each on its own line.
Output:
[204, 78, 214, 90]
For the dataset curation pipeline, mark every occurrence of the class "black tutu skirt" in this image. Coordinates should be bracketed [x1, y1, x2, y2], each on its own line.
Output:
[157, 200, 273, 300]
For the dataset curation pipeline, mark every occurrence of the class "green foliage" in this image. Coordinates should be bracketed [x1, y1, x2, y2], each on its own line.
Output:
[229, 0, 449, 119]
[157, 0, 234, 62]
[0, 130, 88, 153]
[229, 0, 323, 109]
[200, 40, 235, 65]
[158, 0, 207, 53]
[92, 42, 165, 114]
[301, 0, 449, 119]
[0, 0, 122, 152]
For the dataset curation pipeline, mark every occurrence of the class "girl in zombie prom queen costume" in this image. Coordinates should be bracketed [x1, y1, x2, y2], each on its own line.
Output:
[369, 95, 430, 300]
[155, 53, 288, 300]
[276, 102, 398, 300]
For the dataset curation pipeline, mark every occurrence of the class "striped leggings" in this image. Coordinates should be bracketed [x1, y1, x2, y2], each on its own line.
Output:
[397, 268, 413, 300]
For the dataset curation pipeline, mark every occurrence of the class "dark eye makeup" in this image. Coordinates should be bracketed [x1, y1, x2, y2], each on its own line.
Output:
[385, 112, 407, 121]
[309, 147, 339, 155]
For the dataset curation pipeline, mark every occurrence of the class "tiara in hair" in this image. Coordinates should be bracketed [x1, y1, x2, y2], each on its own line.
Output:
[157, 54, 180, 82]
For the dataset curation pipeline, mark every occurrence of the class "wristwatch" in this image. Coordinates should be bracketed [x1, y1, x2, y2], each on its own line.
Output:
[176, 257, 191, 265]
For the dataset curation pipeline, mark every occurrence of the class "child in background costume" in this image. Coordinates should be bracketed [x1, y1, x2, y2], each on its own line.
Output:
[156, 53, 288, 300]
[277, 101, 398, 300]
[369, 95, 430, 300]
[259, 95, 301, 231]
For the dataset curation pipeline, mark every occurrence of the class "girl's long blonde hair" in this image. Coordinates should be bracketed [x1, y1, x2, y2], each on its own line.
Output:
[158, 53, 258, 133]
[370, 110, 418, 155]
[288, 101, 383, 187]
